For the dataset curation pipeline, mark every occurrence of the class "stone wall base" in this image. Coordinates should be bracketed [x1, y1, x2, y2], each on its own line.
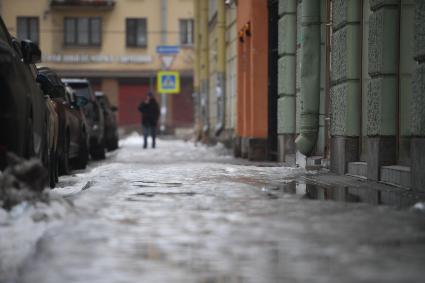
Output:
[331, 136, 359, 175]
[233, 136, 242, 158]
[239, 137, 270, 161]
[411, 137, 425, 192]
[366, 136, 396, 181]
[277, 134, 296, 165]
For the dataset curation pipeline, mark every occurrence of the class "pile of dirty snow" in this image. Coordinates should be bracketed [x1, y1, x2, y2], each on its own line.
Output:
[0, 154, 73, 282]
[0, 153, 49, 210]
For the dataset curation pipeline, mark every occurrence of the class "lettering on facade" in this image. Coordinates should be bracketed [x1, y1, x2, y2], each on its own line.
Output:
[42, 54, 153, 64]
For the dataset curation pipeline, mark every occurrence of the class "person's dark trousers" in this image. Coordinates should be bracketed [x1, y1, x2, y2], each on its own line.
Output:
[143, 126, 157, 148]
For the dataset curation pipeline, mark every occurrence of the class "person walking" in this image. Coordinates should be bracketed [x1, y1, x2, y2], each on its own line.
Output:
[138, 92, 160, 149]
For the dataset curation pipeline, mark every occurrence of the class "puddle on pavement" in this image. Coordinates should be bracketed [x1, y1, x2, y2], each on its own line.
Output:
[133, 192, 196, 197]
[263, 180, 422, 209]
[126, 191, 197, 201]
[131, 181, 183, 188]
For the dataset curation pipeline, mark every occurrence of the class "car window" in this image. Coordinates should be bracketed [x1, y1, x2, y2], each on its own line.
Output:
[68, 83, 92, 100]
[65, 90, 74, 104]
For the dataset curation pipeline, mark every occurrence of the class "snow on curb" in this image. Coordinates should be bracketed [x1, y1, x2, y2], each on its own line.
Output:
[0, 197, 74, 283]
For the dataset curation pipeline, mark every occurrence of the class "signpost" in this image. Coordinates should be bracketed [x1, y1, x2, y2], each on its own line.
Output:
[157, 71, 180, 94]
[156, 43, 180, 132]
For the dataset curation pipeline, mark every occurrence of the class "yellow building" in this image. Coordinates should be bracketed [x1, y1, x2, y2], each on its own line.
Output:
[1, 0, 195, 130]
[193, 0, 237, 144]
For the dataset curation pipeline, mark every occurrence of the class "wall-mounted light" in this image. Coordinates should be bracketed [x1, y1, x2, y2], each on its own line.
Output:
[244, 22, 251, 36]
[238, 30, 244, 43]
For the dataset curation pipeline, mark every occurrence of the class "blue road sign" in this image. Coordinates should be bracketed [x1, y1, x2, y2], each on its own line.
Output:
[157, 71, 180, 94]
[156, 45, 180, 55]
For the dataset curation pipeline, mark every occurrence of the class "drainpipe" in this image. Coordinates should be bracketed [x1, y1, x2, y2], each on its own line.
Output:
[200, 0, 210, 134]
[215, 0, 226, 137]
[295, 0, 321, 156]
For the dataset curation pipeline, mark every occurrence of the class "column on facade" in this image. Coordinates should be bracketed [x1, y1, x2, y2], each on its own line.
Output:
[412, 0, 425, 191]
[235, 0, 269, 161]
[249, 0, 268, 141]
[330, 0, 362, 175]
[317, 0, 327, 157]
[194, 0, 202, 138]
[366, 0, 399, 180]
[295, 1, 302, 139]
[224, 5, 237, 143]
[277, 0, 297, 163]
[200, 0, 210, 137]
[215, 0, 226, 137]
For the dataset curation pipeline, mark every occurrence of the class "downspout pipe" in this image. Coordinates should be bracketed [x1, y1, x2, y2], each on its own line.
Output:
[215, 0, 226, 137]
[295, 0, 321, 156]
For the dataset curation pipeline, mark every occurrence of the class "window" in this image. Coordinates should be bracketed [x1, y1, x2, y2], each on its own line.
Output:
[17, 17, 39, 45]
[126, 18, 147, 47]
[64, 17, 101, 47]
[180, 19, 194, 46]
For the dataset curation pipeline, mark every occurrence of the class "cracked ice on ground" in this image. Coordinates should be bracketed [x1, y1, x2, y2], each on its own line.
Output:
[1, 133, 425, 283]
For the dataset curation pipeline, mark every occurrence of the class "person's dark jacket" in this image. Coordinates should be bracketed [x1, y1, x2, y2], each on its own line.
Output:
[138, 98, 160, 127]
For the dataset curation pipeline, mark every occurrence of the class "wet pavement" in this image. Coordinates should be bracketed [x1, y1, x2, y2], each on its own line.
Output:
[1, 133, 425, 283]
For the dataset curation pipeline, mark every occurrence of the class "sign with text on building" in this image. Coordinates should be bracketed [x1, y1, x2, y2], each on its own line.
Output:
[156, 45, 180, 55]
[42, 54, 153, 64]
[157, 71, 180, 94]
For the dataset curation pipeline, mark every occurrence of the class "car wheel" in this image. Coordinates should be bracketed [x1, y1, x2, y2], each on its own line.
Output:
[54, 150, 59, 183]
[25, 118, 35, 158]
[74, 133, 89, 169]
[48, 149, 56, 189]
[59, 135, 70, 175]
[90, 139, 106, 160]
[107, 137, 119, 151]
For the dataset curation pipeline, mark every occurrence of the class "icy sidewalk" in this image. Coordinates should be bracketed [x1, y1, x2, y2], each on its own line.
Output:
[2, 133, 425, 283]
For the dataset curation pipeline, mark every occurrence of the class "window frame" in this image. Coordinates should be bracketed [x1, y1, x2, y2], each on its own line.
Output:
[179, 18, 194, 46]
[126, 18, 148, 48]
[17, 16, 39, 46]
[64, 17, 102, 47]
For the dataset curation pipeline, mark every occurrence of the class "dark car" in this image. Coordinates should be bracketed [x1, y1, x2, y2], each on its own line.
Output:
[61, 79, 105, 160]
[95, 91, 119, 151]
[64, 86, 89, 169]
[36, 67, 90, 174]
[44, 94, 59, 188]
[0, 17, 48, 170]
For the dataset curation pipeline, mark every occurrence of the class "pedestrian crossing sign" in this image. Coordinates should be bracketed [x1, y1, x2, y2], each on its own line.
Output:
[157, 71, 180, 94]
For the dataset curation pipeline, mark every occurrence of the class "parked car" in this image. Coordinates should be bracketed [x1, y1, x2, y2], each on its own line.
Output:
[44, 95, 59, 188]
[61, 79, 105, 160]
[36, 67, 90, 174]
[0, 17, 48, 171]
[95, 91, 119, 151]
[64, 86, 90, 169]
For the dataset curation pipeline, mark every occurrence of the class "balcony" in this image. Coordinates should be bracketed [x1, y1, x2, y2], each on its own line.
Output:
[50, 0, 116, 10]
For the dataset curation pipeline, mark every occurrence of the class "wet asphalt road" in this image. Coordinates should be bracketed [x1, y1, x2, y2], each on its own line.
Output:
[13, 135, 425, 283]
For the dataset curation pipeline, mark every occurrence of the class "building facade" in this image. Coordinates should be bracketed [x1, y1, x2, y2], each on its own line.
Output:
[1, 0, 195, 131]
[193, 0, 237, 145]
[194, 0, 425, 192]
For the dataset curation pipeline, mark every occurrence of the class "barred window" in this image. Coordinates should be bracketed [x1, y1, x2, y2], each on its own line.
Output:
[64, 17, 101, 47]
